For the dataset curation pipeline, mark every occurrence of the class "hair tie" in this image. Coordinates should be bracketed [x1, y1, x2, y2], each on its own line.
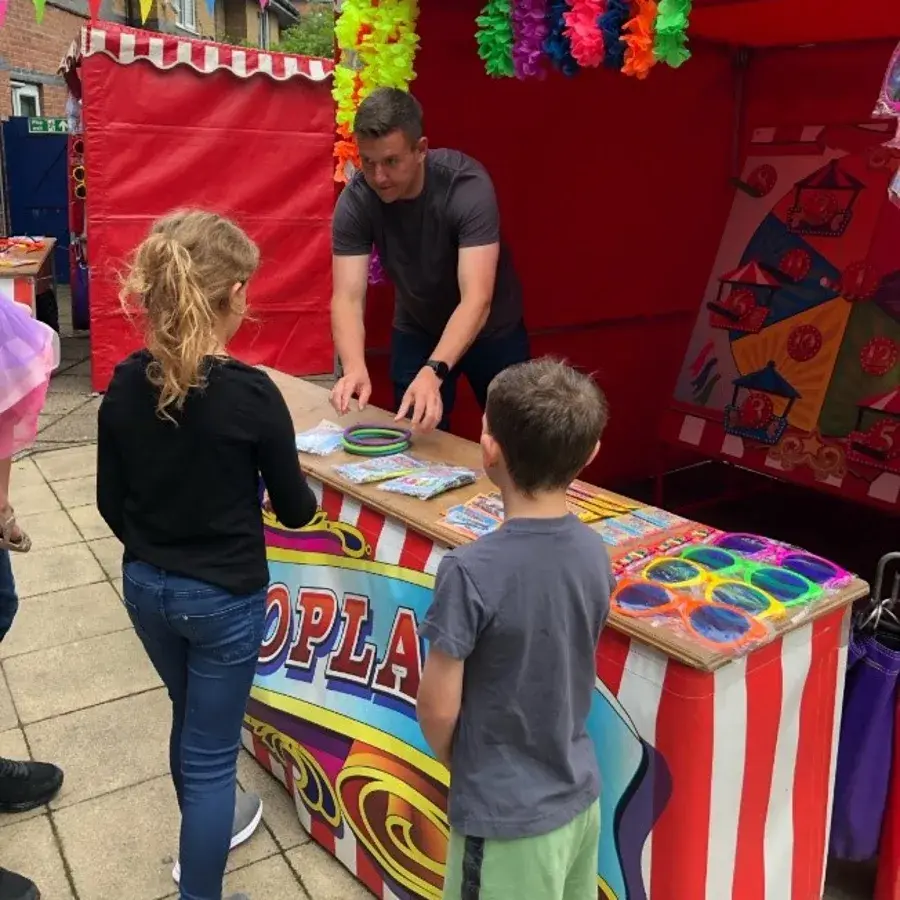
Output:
[342, 425, 412, 457]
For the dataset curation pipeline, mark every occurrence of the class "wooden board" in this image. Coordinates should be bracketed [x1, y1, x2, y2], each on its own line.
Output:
[0, 238, 56, 279]
[266, 368, 869, 672]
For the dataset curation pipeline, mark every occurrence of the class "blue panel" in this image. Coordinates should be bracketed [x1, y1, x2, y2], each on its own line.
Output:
[3, 117, 70, 284]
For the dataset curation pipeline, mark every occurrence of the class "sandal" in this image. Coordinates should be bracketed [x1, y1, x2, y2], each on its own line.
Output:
[0, 506, 31, 553]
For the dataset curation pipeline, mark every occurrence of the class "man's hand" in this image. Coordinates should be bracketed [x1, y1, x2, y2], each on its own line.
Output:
[396, 367, 443, 432]
[331, 368, 372, 416]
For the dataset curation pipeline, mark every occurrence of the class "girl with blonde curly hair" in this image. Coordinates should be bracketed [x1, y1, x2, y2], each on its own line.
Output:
[98, 210, 316, 900]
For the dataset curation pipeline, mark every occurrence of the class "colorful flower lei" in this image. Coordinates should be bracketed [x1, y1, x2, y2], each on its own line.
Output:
[333, 0, 421, 286]
[564, 0, 605, 69]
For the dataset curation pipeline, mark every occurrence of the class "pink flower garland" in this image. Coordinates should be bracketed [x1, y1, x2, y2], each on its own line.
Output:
[512, 0, 549, 79]
[564, 0, 606, 68]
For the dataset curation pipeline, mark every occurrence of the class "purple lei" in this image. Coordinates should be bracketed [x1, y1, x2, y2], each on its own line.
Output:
[512, 0, 549, 79]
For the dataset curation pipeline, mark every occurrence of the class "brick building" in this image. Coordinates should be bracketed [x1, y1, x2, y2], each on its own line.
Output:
[0, 0, 304, 120]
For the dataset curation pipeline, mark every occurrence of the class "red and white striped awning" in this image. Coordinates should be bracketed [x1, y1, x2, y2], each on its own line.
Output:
[81, 24, 333, 83]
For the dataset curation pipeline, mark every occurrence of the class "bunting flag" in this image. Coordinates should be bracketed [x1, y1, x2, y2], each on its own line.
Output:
[87, 0, 102, 17]
[0, 0, 8, 27]
[32, 0, 45, 22]
[139, 0, 153, 23]
[205, 0, 215, 16]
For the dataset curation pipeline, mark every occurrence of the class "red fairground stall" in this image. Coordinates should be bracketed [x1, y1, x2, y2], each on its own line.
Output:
[66, 24, 336, 391]
[232, 5, 895, 900]
[362, 2, 900, 503]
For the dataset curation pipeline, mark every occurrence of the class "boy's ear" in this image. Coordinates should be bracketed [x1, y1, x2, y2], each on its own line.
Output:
[480, 432, 502, 468]
[584, 441, 600, 468]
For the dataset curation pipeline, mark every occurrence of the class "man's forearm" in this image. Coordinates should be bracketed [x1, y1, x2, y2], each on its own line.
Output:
[429, 297, 491, 369]
[332, 296, 367, 373]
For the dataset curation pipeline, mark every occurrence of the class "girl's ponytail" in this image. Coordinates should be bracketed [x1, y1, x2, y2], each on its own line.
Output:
[119, 210, 259, 420]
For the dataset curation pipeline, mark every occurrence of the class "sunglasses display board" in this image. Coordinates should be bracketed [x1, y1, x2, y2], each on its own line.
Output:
[247, 372, 868, 900]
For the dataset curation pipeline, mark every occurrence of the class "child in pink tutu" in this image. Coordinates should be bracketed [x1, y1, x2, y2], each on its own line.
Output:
[0, 296, 60, 553]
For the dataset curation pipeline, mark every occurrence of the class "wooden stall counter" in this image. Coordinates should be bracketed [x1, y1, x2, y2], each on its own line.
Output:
[245, 369, 867, 900]
[0, 238, 57, 316]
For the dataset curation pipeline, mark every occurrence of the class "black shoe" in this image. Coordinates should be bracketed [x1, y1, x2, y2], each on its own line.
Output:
[0, 868, 39, 900]
[0, 758, 63, 813]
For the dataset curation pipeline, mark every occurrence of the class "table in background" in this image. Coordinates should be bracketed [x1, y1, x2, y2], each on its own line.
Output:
[0, 238, 57, 317]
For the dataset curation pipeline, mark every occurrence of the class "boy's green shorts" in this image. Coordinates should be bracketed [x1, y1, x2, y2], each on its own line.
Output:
[442, 800, 600, 900]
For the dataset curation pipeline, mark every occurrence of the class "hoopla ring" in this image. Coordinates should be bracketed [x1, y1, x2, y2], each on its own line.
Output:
[341, 424, 412, 457]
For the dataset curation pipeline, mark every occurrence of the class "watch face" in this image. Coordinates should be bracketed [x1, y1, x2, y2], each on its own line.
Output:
[428, 361, 449, 379]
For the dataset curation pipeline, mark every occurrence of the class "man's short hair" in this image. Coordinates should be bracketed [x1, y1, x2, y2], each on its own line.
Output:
[354, 88, 423, 144]
[486, 358, 610, 496]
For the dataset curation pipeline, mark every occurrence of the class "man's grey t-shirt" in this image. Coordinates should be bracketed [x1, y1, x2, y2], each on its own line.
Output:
[332, 148, 523, 339]
[420, 515, 614, 840]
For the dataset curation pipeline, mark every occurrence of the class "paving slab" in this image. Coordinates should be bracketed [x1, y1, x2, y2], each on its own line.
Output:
[0, 814, 75, 899]
[34, 445, 97, 482]
[15, 508, 82, 551]
[38, 412, 100, 445]
[11, 479, 61, 516]
[11, 458, 46, 488]
[8, 542, 105, 599]
[4, 629, 161, 724]
[237, 749, 309, 852]
[53, 474, 97, 509]
[26, 688, 171, 811]
[68, 503, 114, 541]
[89, 536, 124, 581]
[0, 668, 18, 732]
[288, 841, 377, 900]
[1, 581, 129, 660]
[55, 775, 278, 900]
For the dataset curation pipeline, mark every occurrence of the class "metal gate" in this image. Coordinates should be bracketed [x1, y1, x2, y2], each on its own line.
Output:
[1, 116, 70, 283]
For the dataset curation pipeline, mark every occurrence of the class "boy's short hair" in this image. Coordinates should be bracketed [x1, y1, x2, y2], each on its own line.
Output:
[486, 358, 609, 495]
[354, 88, 424, 145]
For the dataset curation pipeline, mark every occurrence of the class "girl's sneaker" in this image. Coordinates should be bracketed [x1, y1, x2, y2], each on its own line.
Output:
[172, 791, 263, 883]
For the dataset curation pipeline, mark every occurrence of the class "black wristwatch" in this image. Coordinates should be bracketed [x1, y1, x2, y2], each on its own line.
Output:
[425, 360, 450, 381]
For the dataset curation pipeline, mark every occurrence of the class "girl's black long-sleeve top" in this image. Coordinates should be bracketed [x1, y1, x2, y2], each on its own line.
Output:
[97, 350, 317, 595]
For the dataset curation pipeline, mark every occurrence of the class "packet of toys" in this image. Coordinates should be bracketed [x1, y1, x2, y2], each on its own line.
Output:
[379, 466, 477, 500]
[334, 454, 425, 484]
[295, 420, 344, 456]
[444, 504, 502, 539]
[874, 41, 900, 119]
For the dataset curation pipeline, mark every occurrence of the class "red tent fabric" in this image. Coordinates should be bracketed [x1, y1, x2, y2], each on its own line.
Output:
[692, 0, 900, 46]
[81, 25, 335, 392]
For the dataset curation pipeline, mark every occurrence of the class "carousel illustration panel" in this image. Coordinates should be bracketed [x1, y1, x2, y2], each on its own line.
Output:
[245, 497, 670, 900]
[664, 123, 900, 510]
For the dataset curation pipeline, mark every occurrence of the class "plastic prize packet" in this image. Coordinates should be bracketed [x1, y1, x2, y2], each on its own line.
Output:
[874, 41, 900, 119]
[295, 420, 345, 456]
[334, 454, 425, 484]
[874, 41, 900, 149]
[631, 507, 690, 529]
[379, 466, 477, 500]
[467, 492, 505, 520]
[444, 504, 501, 539]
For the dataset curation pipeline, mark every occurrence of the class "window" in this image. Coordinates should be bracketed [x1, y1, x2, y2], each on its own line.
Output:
[258, 10, 271, 49]
[11, 82, 41, 118]
[176, 0, 197, 32]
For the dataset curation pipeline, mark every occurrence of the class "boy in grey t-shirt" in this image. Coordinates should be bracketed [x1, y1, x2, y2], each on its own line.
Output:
[417, 359, 614, 900]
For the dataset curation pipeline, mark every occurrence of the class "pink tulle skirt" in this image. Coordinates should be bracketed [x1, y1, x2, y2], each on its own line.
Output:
[0, 298, 60, 458]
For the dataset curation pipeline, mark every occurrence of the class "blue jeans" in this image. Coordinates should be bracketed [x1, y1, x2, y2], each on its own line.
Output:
[0, 550, 17, 643]
[391, 322, 531, 431]
[122, 560, 266, 900]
